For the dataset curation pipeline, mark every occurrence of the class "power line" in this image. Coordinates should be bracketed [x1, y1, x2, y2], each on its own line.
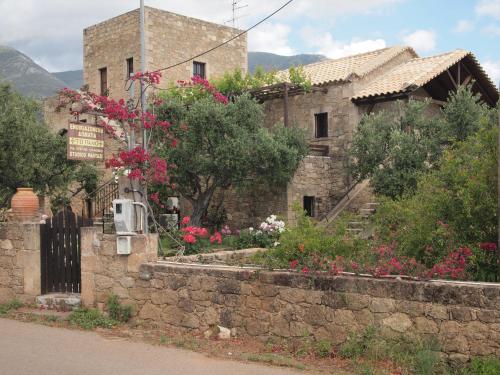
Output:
[154, 0, 295, 73]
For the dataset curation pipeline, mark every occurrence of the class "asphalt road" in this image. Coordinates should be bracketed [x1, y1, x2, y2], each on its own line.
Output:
[0, 318, 306, 375]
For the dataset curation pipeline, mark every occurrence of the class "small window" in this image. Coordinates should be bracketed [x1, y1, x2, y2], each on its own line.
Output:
[126, 57, 134, 78]
[193, 61, 206, 79]
[303, 196, 315, 217]
[315, 113, 328, 138]
[99, 67, 108, 95]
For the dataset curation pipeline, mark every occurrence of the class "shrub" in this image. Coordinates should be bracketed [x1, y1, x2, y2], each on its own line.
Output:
[373, 124, 498, 281]
[68, 308, 117, 330]
[314, 340, 332, 358]
[107, 294, 133, 323]
[254, 207, 370, 271]
[0, 299, 23, 315]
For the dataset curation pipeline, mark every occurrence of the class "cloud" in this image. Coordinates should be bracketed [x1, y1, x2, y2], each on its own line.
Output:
[300, 27, 386, 59]
[248, 23, 294, 55]
[401, 29, 436, 53]
[475, 0, 500, 20]
[483, 60, 500, 85]
[483, 24, 500, 35]
[453, 20, 474, 33]
[0, 0, 403, 71]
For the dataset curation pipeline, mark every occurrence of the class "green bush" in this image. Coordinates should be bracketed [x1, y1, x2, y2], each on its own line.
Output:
[0, 299, 23, 315]
[68, 308, 117, 330]
[254, 206, 369, 270]
[314, 339, 332, 358]
[107, 294, 133, 323]
[373, 124, 498, 281]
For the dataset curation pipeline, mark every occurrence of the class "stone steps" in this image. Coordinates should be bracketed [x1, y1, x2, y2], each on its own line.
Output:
[36, 293, 81, 311]
[346, 202, 378, 239]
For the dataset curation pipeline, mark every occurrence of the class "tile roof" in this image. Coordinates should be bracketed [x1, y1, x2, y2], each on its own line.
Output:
[278, 46, 417, 86]
[352, 49, 477, 100]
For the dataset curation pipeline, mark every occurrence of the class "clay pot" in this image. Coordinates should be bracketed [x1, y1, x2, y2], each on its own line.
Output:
[11, 188, 39, 221]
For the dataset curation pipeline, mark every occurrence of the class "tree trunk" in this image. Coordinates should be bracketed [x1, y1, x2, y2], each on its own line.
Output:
[189, 188, 215, 227]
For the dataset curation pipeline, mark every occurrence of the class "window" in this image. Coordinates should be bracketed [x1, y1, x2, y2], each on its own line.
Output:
[99, 67, 108, 95]
[126, 57, 134, 78]
[303, 196, 315, 217]
[193, 61, 206, 79]
[315, 112, 328, 138]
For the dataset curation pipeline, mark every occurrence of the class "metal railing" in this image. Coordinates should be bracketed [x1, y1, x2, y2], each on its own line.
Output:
[83, 179, 119, 221]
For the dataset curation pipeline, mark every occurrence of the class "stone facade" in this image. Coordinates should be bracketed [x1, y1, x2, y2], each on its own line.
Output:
[80, 232, 500, 361]
[83, 7, 247, 101]
[0, 222, 41, 303]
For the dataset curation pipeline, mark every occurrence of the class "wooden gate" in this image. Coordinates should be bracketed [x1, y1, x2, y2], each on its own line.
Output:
[40, 210, 91, 294]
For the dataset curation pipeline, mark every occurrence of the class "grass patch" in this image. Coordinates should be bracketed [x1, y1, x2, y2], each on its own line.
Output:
[463, 357, 500, 375]
[0, 299, 23, 315]
[68, 308, 117, 330]
[340, 327, 446, 375]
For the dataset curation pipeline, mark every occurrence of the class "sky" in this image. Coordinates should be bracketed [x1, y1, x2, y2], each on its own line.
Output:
[0, 0, 499, 84]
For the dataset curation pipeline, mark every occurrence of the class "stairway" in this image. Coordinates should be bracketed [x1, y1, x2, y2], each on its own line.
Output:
[82, 178, 119, 225]
[346, 202, 379, 238]
[36, 293, 81, 311]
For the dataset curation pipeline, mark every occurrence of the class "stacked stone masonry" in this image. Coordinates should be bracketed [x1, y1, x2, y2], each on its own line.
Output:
[81, 232, 500, 362]
[84, 7, 247, 101]
[0, 223, 41, 303]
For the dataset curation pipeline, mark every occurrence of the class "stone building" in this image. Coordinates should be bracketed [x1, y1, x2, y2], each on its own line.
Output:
[220, 46, 499, 227]
[83, 6, 247, 100]
[46, 6, 498, 227]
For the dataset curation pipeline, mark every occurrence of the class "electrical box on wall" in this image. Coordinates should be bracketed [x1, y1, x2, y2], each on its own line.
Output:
[116, 236, 132, 255]
[113, 199, 135, 235]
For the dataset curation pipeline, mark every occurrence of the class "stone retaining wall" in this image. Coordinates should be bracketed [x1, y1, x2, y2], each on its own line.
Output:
[0, 222, 41, 303]
[80, 232, 500, 362]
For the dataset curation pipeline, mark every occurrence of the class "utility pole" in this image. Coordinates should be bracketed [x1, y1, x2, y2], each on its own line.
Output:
[140, 0, 148, 233]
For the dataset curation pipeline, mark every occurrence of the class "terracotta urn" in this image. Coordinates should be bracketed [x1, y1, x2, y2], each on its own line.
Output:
[11, 188, 39, 221]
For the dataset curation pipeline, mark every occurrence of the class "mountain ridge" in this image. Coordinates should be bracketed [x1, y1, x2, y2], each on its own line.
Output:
[0, 47, 326, 97]
[0, 45, 68, 98]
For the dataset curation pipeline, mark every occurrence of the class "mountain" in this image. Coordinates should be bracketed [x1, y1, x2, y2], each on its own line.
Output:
[0, 45, 68, 98]
[0, 46, 327, 97]
[52, 70, 84, 90]
[248, 51, 326, 73]
[50, 52, 327, 90]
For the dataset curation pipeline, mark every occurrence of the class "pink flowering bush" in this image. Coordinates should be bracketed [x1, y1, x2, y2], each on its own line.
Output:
[173, 216, 226, 255]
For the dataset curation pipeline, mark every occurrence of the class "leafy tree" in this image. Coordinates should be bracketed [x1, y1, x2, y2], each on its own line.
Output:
[349, 86, 490, 198]
[374, 122, 497, 278]
[0, 84, 98, 207]
[154, 82, 308, 226]
[212, 66, 312, 99]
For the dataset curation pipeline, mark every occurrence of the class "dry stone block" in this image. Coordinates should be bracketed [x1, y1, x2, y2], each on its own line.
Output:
[139, 302, 161, 321]
[382, 313, 412, 333]
[370, 298, 396, 313]
[414, 317, 439, 334]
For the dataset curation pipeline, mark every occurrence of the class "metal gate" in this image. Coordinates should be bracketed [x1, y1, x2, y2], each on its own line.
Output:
[40, 210, 90, 294]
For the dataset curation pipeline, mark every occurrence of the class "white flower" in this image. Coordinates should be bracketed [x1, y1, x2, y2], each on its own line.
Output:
[273, 241, 280, 247]
[248, 227, 254, 232]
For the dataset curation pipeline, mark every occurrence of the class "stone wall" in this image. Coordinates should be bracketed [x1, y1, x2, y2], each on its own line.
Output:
[84, 7, 247, 101]
[147, 7, 247, 85]
[79, 232, 500, 361]
[80, 228, 158, 308]
[0, 222, 41, 303]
